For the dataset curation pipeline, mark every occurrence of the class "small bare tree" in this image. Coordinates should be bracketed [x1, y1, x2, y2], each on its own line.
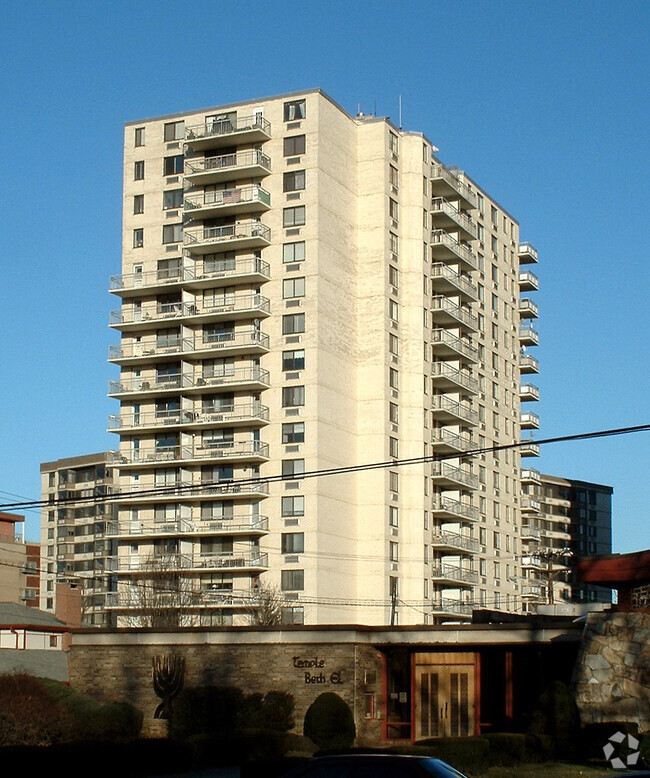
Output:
[248, 583, 286, 625]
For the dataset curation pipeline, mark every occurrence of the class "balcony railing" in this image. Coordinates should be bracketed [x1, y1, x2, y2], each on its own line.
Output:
[519, 324, 539, 346]
[106, 516, 269, 537]
[184, 221, 271, 253]
[431, 297, 478, 331]
[430, 532, 480, 553]
[521, 468, 541, 483]
[431, 428, 475, 452]
[430, 198, 477, 239]
[431, 231, 478, 270]
[110, 256, 271, 293]
[519, 353, 539, 374]
[430, 564, 479, 585]
[431, 330, 479, 362]
[520, 383, 540, 401]
[430, 164, 478, 209]
[431, 396, 479, 425]
[108, 365, 270, 395]
[518, 243, 538, 264]
[184, 185, 271, 216]
[521, 524, 542, 541]
[430, 599, 473, 617]
[519, 270, 539, 291]
[109, 479, 270, 501]
[431, 496, 479, 522]
[430, 462, 479, 489]
[521, 412, 540, 429]
[431, 363, 479, 394]
[430, 264, 478, 300]
[519, 439, 541, 457]
[108, 402, 270, 431]
[184, 150, 271, 180]
[104, 589, 259, 610]
[112, 551, 269, 573]
[519, 298, 539, 318]
[185, 115, 271, 145]
[109, 440, 269, 466]
[109, 331, 270, 362]
[110, 294, 270, 328]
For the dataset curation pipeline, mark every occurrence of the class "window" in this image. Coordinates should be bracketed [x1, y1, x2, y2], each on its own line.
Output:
[162, 223, 183, 244]
[283, 206, 305, 227]
[283, 277, 305, 298]
[284, 99, 306, 121]
[389, 437, 399, 458]
[282, 533, 305, 554]
[284, 135, 306, 156]
[133, 194, 144, 214]
[389, 265, 399, 288]
[282, 349, 305, 371]
[164, 121, 185, 141]
[163, 155, 184, 175]
[389, 402, 399, 424]
[389, 132, 399, 156]
[389, 368, 399, 389]
[283, 241, 305, 263]
[282, 313, 305, 335]
[282, 386, 305, 407]
[163, 189, 183, 210]
[389, 198, 399, 221]
[491, 205, 498, 225]
[389, 506, 399, 527]
[390, 471, 399, 493]
[282, 495, 304, 517]
[282, 422, 305, 443]
[389, 299, 399, 322]
[389, 165, 399, 189]
[389, 232, 399, 256]
[284, 170, 306, 192]
[389, 334, 399, 356]
[133, 228, 143, 248]
[389, 542, 399, 562]
[134, 161, 144, 180]
[157, 257, 181, 280]
[282, 459, 305, 478]
[134, 127, 145, 146]
[281, 569, 304, 590]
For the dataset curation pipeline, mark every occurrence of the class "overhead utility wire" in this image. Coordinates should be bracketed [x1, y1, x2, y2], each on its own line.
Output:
[1, 422, 648, 512]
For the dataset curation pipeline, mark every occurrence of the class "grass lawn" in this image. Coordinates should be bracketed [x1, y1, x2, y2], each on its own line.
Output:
[483, 763, 618, 777]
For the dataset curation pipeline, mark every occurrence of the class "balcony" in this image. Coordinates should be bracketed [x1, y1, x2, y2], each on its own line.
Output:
[431, 396, 479, 426]
[109, 330, 270, 365]
[184, 185, 271, 220]
[110, 256, 271, 297]
[430, 164, 478, 210]
[430, 428, 475, 454]
[430, 330, 478, 363]
[430, 199, 477, 240]
[184, 150, 271, 185]
[521, 583, 545, 600]
[431, 363, 479, 394]
[184, 221, 271, 254]
[109, 294, 271, 332]
[113, 551, 269, 574]
[430, 532, 480, 554]
[521, 412, 540, 430]
[521, 468, 541, 484]
[106, 515, 269, 539]
[430, 264, 478, 301]
[108, 402, 270, 433]
[519, 353, 539, 374]
[430, 599, 473, 619]
[519, 439, 540, 457]
[521, 555, 544, 570]
[431, 231, 478, 271]
[431, 297, 478, 332]
[110, 479, 270, 503]
[108, 365, 270, 397]
[520, 383, 540, 402]
[519, 298, 539, 318]
[430, 462, 479, 490]
[104, 588, 259, 610]
[521, 524, 541, 542]
[518, 243, 538, 264]
[519, 324, 539, 346]
[109, 440, 270, 468]
[431, 496, 479, 522]
[519, 270, 539, 292]
[430, 564, 479, 586]
[521, 496, 542, 513]
[185, 114, 271, 150]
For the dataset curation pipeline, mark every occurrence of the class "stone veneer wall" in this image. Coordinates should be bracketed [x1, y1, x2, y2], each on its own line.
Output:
[69, 636, 384, 743]
[573, 612, 650, 731]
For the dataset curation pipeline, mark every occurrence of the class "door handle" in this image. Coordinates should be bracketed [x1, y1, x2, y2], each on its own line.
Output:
[445, 702, 448, 718]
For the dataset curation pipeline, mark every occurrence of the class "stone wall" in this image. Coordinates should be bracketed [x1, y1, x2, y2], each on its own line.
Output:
[573, 612, 650, 731]
[69, 634, 384, 744]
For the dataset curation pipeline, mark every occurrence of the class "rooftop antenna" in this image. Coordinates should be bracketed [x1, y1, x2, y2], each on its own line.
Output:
[398, 95, 402, 130]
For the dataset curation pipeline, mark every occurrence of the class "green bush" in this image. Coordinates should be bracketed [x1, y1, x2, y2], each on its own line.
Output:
[0, 674, 77, 746]
[484, 732, 531, 766]
[304, 692, 356, 751]
[261, 690, 295, 731]
[527, 680, 581, 760]
[169, 685, 244, 740]
[391, 736, 490, 775]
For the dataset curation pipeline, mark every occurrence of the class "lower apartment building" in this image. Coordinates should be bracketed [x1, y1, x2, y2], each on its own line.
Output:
[95, 89, 544, 627]
[520, 472, 613, 609]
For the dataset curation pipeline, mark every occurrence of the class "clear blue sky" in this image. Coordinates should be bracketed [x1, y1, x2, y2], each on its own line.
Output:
[2, 0, 648, 551]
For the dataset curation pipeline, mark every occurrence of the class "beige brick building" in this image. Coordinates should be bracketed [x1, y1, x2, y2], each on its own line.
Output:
[106, 88, 540, 627]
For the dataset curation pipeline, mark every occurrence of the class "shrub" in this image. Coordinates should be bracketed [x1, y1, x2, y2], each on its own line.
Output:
[261, 690, 295, 732]
[0, 673, 76, 746]
[169, 685, 244, 740]
[484, 732, 527, 766]
[303, 692, 356, 751]
[527, 680, 581, 760]
[392, 737, 490, 775]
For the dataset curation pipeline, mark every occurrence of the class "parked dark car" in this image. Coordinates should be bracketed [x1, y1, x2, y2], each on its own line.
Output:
[282, 754, 469, 778]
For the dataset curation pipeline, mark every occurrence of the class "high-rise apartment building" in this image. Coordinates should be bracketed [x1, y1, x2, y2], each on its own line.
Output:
[520, 472, 612, 609]
[40, 453, 117, 626]
[106, 89, 540, 627]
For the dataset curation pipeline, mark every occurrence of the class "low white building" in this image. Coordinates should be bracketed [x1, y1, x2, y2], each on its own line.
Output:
[0, 602, 69, 681]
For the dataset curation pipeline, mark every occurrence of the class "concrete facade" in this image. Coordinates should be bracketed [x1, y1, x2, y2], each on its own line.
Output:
[107, 88, 540, 627]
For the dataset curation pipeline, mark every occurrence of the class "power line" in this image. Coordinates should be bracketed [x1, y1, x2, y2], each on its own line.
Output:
[1, 423, 648, 512]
